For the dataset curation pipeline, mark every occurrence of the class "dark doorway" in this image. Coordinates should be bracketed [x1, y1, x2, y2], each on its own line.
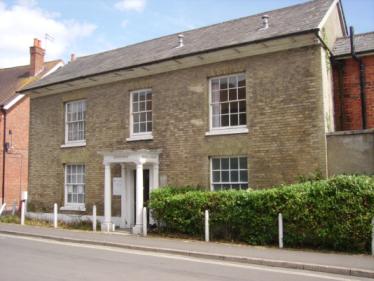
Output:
[133, 169, 150, 225]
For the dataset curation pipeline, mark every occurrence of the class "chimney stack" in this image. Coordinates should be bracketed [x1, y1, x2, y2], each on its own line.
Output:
[70, 53, 76, 62]
[30, 38, 45, 76]
[260, 15, 269, 30]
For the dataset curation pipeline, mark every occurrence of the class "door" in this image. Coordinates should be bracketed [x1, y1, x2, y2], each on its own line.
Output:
[133, 169, 150, 225]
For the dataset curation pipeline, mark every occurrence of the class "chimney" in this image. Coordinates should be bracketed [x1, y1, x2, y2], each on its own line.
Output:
[29, 38, 45, 76]
[70, 53, 76, 62]
[259, 15, 270, 30]
[177, 34, 184, 48]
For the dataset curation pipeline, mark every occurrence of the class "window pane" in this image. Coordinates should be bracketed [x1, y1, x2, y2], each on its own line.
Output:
[230, 102, 238, 114]
[212, 115, 220, 128]
[146, 112, 152, 122]
[231, 184, 240, 190]
[147, 122, 152, 132]
[212, 104, 220, 115]
[221, 115, 229, 127]
[211, 79, 219, 91]
[139, 102, 145, 111]
[133, 102, 139, 112]
[133, 93, 138, 102]
[221, 158, 229, 170]
[221, 103, 229, 114]
[238, 87, 246, 100]
[212, 158, 220, 170]
[220, 90, 228, 102]
[146, 100, 152, 110]
[220, 78, 228, 89]
[140, 122, 146, 132]
[140, 112, 146, 122]
[229, 76, 237, 88]
[139, 92, 146, 101]
[238, 74, 246, 87]
[231, 171, 239, 182]
[213, 171, 220, 182]
[133, 123, 139, 133]
[213, 184, 221, 191]
[68, 194, 72, 203]
[134, 113, 140, 123]
[230, 158, 238, 169]
[239, 113, 246, 125]
[240, 170, 248, 182]
[146, 92, 152, 100]
[239, 101, 246, 113]
[229, 89, 237, 101]
[212, 91, 220, 103]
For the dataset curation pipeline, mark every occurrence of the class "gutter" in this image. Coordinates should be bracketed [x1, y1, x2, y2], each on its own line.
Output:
[18, 28, 319, 94]
[349, 26, 367, 129]
[0, 105, 6, 205]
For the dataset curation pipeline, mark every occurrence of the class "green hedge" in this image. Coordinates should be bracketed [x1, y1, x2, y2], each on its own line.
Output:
[149, 175, 374, 252]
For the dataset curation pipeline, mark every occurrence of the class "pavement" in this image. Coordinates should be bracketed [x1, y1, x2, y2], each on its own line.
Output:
[0, 223, 373, 279]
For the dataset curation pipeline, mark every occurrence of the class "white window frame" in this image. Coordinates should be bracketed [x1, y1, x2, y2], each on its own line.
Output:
[62, 99, 86, 148]
[127, 89, 153, 141]
[206, 73, 248, 136]
[61, 164, 86, 211]
[210, 156, 248, 191]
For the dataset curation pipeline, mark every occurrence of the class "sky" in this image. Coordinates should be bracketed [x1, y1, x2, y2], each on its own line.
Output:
[0, 0, 373, 68]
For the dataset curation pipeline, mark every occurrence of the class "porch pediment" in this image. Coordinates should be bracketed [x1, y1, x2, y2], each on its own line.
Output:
[99, 149, 161, 165]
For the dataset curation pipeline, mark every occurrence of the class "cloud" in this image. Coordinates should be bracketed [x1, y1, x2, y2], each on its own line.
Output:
[0, 1, 96, 67]
[114, 0, 146, 12]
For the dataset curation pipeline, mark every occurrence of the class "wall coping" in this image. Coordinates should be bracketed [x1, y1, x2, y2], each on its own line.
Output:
[327, 128, 374, 137]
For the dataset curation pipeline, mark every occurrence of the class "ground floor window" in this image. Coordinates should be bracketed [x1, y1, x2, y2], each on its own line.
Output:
[65, 164, 85, 205]
[211, 156, 248, 190]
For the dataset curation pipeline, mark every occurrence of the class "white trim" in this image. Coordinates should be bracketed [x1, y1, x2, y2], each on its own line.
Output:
[4, 94, 25, 110]
[129, 88, 153, 139]
[317, 0, 339, 29]
[208, 73, 248, 133]
[64, 164, 86, 208]
[126, 134, 153, 142]
[206, 127, 248, 136]
[64, 99, 86, 145]
[61, 141, 86, 148]
[41, 61, 64, 79]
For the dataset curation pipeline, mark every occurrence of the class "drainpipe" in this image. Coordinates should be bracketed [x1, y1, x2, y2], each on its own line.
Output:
[336, 61, 345, 130]
[350, 26, 367, 129]
[0, 105, 6, 205]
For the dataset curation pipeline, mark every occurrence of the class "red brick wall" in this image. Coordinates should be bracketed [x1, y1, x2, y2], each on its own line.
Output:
[0, 96, 29, 208]
[333, 55, 374, 130]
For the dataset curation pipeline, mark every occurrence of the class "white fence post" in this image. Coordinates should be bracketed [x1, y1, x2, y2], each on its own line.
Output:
[11, 201, 16, 215]
[205, 210, 209, 242]
[371, 218, 374, 256]
[20, 201, 25, 225]
[143, 207, 147, 237]
[53, 203, 58, 228]
[278, 213, 283, 249]
[0, 203, 6, 216]
[92, 205, 97, 232]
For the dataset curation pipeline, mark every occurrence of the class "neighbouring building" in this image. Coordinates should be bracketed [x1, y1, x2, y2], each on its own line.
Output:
[21, 0, 348, 233]
[327, 31, 374, 175]
[0, 39, 63, 209]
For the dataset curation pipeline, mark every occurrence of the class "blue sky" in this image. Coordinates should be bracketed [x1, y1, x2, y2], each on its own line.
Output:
[0, 0, 373, 67]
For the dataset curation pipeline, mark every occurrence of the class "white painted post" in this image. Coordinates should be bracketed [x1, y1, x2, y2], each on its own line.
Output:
[205, 210, 209, 242]
[143, 207, 147, 237]
[0, 203, 6, 216]
[278, 213, 283, 249]
[11, 201, 16, 215]
[92, 205, 97, 232]
[20, 201, 25, 225]
[371, 218, 374, 256]
[53, 203, 58, 228]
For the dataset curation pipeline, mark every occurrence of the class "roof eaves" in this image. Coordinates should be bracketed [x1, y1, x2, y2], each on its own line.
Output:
[19, 28, 320, 94]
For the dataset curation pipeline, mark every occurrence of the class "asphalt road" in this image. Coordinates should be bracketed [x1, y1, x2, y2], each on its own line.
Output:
[0, 234, 371, 281]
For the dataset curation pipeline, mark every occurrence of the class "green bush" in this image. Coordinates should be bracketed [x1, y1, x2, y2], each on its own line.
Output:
[149, 175, 374, 253]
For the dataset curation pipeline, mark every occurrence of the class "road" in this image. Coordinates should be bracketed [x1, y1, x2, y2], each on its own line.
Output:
[0, 234, 371, 281]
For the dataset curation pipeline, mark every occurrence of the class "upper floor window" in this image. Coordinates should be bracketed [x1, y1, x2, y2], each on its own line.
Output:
[65, 100, 86, 144]
[208, 74, 247, 135]
[130, 89, 152, 138]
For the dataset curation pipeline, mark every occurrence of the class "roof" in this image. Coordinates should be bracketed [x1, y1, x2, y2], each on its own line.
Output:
[22, 0, 336, 92]
[333, 32, 374, 57]
[0, 60, 62, 106]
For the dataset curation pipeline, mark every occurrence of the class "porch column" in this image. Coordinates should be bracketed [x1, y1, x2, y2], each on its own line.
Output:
[153, 163, 159, 189]
[120, 163, 126, 228]
[133, 162, 144, 234]
[102, 163, 113, 232]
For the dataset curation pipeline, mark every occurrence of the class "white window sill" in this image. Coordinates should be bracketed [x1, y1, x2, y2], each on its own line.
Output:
[60, 205, 86, 212]
[205, 127, 249, 136]
[126, 134, 153, 142]
[61, 141, 86, 148]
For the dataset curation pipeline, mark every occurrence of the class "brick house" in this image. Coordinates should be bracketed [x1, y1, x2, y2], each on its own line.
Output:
[325, 31, 374, 175]
[0, 39, 63, 209]
[21, 0, 347, 233]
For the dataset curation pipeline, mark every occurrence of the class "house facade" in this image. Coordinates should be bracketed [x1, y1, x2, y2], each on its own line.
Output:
[0, 39, 63, 209]
[21, 0, 346, 233]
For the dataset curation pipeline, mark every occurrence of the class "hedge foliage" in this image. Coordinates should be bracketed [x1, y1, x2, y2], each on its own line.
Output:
[149, 175, 374, 253]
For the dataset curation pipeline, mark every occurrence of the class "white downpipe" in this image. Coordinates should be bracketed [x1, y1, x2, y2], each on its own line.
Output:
[93, 205, 97, 232]
[53, 203, 58, 228]
[20, 202, 25, 225]
[205, 210, 209, 242]
[143, 207, 147, 237]
[278, 213, 283, 249]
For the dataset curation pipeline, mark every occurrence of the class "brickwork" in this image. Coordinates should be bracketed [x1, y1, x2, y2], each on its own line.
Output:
[0, 97, 29, 207]
[333, 55, 374, 130]
[28, 46, 328, 214]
